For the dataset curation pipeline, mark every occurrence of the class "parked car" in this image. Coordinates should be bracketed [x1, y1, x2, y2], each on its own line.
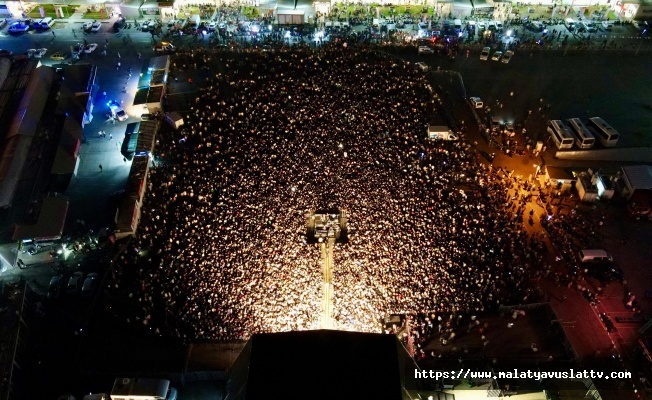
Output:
[82, 21, 93, 30]
[469, 97, 483, 109]
[8, 22, 30, 33]
[0, 18, 8, 29]
[66, 272, 84, 295]
[48, 275, 63, 299]
[91, 21, 102, 32]
[418, 46, 434, 55]
[480, 46, 490, 60]
[599, 312, 617, 333]
[108, 100, 128, 121]
[208, 21, 217, 32]
[27, 48, 47, 58]
[84, 43, 98, 53]
[501, 50, 514, 63]
[153, 42, 176, 53]
[491, 51, 503, 61]
[81, 273, 99, 296]
[50, 51, 68, 61]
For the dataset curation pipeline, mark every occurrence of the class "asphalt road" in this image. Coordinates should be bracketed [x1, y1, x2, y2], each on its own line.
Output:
[393, 47, 652, 149]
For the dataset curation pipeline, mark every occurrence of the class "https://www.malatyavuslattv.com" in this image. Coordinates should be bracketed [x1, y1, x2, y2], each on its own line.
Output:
[415, 368, 632, 381]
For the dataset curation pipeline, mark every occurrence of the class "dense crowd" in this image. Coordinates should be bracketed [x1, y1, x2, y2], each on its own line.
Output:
[107, 46, 544, 341]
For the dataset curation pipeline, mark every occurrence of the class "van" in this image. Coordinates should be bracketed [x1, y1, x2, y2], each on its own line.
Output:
[188, 14, 200, 28]
[428, 125, 458, 141]
[469, 97, 483, 109]
[578, 249, 613, 263]
[39, 17, 54, 29]
[454, 19, 462, 33]
[565, 18, 576, 31]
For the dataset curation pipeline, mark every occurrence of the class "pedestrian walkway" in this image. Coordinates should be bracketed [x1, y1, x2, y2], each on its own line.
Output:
[69, 5, 86, 20]
[320, 238, 335, 330]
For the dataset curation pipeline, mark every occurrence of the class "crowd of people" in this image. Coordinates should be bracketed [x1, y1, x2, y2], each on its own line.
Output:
[107, 45, 547, 341]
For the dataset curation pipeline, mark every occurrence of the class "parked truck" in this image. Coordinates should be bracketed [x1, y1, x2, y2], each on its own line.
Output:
[188, 14, 200, 29]
[428, 125, 459, 141]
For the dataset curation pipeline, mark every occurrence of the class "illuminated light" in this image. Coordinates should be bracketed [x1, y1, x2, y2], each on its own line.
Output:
[506, 29, 512, 36]
[284, 31, 291, 38]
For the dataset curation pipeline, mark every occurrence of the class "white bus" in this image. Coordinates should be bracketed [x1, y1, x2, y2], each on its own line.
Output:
[566, 118, 595, 149]
[547, 120, 575, 149]
[587, 117, 619, 147]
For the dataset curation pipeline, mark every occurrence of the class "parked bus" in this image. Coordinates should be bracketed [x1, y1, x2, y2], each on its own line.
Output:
[587, 117, 619, 147]
[547, 120, 575, 149]
[566, 118, 595, 149]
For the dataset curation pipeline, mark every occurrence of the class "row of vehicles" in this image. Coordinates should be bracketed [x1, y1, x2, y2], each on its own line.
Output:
[5, 17, 55, 33]
[48, 272, 98, 299]
[81, 20, 102, 32]
[564, 18, 601, 33]
[547, 117, 620, 150]
[468, 20, 504, 33]
[480, 47, 514, 63]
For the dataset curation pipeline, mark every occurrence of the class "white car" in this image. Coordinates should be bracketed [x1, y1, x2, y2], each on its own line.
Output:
[82, 21, 93, 30]
[491, 51, 503, 61]
[27, 48, 47, 59]
[84, 43, 98, 53]
[480, 46, 490, 60]
[415, 62, 429, 71]
[418, 46, 434, 55]
[108, 100, 128, 122]
[501, 50, 513, 63]
[469, 97, 483, 109]
[91, 21, 102, 32]
[478, 21, 486, 30]
[208, 21, 217, 32]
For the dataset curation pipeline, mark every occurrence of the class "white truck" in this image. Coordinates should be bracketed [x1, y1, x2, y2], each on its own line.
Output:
[188, 14, 200, 29]
[428, 125, 459, 141]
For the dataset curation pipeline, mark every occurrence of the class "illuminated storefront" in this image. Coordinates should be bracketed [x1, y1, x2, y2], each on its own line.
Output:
[612, 0, 644, 19]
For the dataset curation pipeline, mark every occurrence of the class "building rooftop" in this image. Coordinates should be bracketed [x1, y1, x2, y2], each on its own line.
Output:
[239, 330, 406, 400]
[621, 165, 652, 190]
